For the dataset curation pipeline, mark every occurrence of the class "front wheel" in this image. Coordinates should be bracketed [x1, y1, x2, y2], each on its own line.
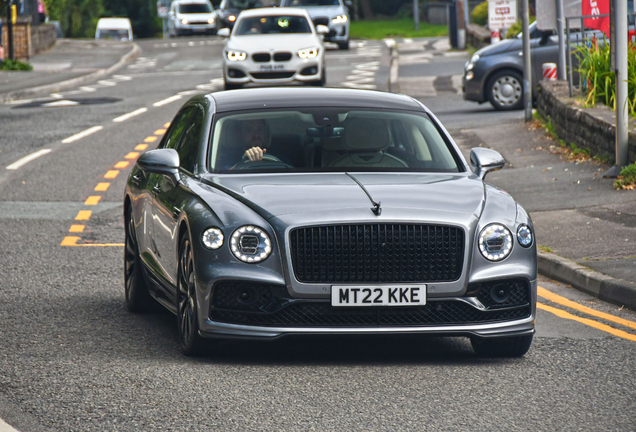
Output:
[176, 233, 206, 356]
[124, 208, 152, 312]
[471, 334, 533, 358]
[487, 70, 524, 111]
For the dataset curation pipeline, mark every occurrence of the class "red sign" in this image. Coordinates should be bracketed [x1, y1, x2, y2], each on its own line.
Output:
[583, 0, 610, 37]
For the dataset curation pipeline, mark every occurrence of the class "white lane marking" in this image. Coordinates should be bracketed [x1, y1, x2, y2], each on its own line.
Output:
[196, 83, 217, 90]
[178, 90, 204, 96]
[5, 99, 33, 105]
[384, 38, 396, 48]
[6, 149, 52, 170]
[80, 86, 95, 92]
[113, 75, 132, 81]
[403, 38, 413, 43]
[113, 108, 148, 123]
[153, 95, 182, 107]
[0, 417, 20, 432]
[61, 126, 104, 144]
[42, 100, 80, 107]
[50, 93, 63, 99]
[451, 74, 463, 94]
[432, 39, 450, 51]
[97, 80, 117, 86]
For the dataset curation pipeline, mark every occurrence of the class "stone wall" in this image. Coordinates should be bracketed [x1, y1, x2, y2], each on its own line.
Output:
[466, 23, 490, 49]
[537, 80, 636, 165]
[2, 18, 56, 59]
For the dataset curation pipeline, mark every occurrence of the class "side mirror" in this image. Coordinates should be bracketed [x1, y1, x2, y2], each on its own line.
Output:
[316, 24, 329, 35]
[137, 149, 181, 186]
[218, 27, 231, 37]
[470, 147, 505, 180]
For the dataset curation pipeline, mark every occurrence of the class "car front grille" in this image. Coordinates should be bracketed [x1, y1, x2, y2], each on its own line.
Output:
[313, 17, 329, 26]
[290, 224, 465, 284]
[189, 21, 209, 25]
[252, 53, 271, 62]
[273, 52, 292, 62]
[209, 280, 531, 327]
[250, 71, 295, 79]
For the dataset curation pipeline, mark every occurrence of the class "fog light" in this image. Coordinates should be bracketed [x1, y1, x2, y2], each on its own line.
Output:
[237, 288, 257, 305]
[490, 284, 510, 303]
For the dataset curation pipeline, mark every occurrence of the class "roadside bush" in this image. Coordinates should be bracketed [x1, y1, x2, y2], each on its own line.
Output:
[576, 40, 636, 116]
[0, 59, 33, 71]
[615, 163, 636, 190]
[471, 1, 488, 26]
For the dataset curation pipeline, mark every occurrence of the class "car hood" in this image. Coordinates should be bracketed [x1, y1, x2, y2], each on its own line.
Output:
[227, 34, 321, 51]
[477, 38, 520, 57]
[178, 12, 215, 20]
[202, 173, 486, 227]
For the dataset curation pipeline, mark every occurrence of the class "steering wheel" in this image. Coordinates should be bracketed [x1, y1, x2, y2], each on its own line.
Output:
[231, 154, 293, 170]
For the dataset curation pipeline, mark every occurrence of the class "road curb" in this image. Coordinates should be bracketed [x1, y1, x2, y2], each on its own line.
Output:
[538, 251, 636, 310]
[0, 42, 140, 104]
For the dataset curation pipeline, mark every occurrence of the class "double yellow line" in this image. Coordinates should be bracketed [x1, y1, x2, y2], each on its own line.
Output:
[538, 286, 636, 342]
[61, 123, 170, 247]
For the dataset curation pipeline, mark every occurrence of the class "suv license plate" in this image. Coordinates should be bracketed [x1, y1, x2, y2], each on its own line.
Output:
[331, 285, 426, 307]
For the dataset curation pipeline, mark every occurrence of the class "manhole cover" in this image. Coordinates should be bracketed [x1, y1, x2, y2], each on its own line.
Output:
[13, 97, 122, 108]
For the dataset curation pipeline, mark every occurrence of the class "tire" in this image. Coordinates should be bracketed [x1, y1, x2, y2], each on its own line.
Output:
[308, 67, 326, 87]
[176, 233, 206, 356]
[124, 208, 152, 312]
[486, 70, 524, 111]
[337, 40, 349, 50]
[471, 334, 533, 358]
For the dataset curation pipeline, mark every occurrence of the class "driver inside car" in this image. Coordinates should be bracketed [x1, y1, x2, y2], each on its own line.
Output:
[217, 119, 270, 169]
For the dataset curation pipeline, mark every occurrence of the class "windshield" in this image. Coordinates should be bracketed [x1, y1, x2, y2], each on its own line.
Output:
[179, 3, 213, 13]
[227, 0, 263, 10]
[98, 29, 130, 40]
[282, 0, 341, 6]
[235, 15, 311, 35]
[210, 109, 461, 173]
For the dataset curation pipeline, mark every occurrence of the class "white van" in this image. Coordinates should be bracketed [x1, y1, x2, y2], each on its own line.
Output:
[95, 18, 134, 41]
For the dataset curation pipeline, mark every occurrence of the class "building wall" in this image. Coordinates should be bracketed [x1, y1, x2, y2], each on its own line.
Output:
[2, 18, 56, 60]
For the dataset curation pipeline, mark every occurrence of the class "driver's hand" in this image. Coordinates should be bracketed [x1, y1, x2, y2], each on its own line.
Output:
[244, 147, 266, 161]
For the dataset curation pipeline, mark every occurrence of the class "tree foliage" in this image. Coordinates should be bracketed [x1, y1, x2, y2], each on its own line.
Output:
[103, 0, 162, 39]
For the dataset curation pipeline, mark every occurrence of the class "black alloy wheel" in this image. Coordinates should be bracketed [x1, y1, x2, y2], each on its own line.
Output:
[177, 233, 206, 356]
[486, 69, 524, 111]
[470, 334, 533, 358]
[124, 209, 152, 312]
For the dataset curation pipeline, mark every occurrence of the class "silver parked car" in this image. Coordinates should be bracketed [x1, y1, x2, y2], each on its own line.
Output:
[124, 87, 537, 357]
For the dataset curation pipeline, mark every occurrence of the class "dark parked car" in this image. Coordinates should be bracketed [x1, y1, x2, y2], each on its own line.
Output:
[215, 0, 263, 29]
[124, 87, 537, 357]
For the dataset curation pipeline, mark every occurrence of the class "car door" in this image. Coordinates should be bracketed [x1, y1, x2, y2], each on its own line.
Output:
[530, 32, 558, 89]
[147, 105, 195, 289]
[151, 104, 206, 288]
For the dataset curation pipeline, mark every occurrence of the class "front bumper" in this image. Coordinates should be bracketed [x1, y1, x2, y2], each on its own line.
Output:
[323, 23, 348, 43]
[176, 23, 217, 34]
[224, 56, 323, 85]
[197, 278, 537, 340]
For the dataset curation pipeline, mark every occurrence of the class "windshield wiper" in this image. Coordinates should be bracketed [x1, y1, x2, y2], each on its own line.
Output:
[346, 173, 382, 216]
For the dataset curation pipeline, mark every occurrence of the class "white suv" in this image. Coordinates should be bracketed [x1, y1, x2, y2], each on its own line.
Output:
[279, 0, 350, 49]
[168, 0, 217, 37]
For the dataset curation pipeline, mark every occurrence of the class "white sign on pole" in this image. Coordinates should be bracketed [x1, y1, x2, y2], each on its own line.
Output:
[488, 0, 518, 31]
[536, 0, 582, 30]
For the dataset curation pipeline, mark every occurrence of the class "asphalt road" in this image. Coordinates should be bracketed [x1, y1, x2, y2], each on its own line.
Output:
[0, 36, 635, 432]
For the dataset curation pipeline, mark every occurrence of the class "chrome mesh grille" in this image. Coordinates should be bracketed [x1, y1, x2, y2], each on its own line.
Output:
[290, 224, 465, 283]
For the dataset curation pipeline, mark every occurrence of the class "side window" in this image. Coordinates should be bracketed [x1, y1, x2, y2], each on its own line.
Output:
[176, 105, 206, 173]
[159, 107, 195, 150]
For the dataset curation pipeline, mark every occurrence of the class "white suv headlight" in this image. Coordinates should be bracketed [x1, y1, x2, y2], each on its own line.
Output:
[332, 15, 348, 24]
[297, 47, 319, 59]
[227, 50, 247, 61]
[479, 224, 513, 261]
[230, 226, 272, 263]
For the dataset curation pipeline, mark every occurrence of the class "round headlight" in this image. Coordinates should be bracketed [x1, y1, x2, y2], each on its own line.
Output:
[182, 18, 189, 25]
[202, 228, 224, 250]
[517, 224, 533, 248]
[479, 224, 513, 261]
[228, 15, 236, 22]
[471, 53, 480, 64]
[230, 225, 272, 263]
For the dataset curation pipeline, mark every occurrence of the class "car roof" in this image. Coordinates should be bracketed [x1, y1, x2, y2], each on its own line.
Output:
[209, 87, 424, 113]
[238, 7, 311, 18]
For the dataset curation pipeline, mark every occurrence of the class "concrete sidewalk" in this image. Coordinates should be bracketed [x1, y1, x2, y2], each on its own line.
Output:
[0, 39, 139, 103]
[391, 38, 636, 310]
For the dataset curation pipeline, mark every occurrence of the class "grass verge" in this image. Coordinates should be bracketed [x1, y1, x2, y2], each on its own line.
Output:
[0, 59, 33, 71]
[350, 19, 447, 40]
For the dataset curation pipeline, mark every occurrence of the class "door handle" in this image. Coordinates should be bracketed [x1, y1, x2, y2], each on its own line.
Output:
[152, 185, 162, 194]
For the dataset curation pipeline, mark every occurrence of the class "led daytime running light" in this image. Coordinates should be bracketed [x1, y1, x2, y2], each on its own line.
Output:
[298, 47, 319, 59]
[230, 225, 272, 263]
[227, 50, 247, 61]
[479, 224, 513, 262]
[332, 15, 348, 23]
[202, 228, 224, 250]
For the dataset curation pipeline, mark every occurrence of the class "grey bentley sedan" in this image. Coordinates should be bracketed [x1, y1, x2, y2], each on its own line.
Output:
[124, 87, 537, 357]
